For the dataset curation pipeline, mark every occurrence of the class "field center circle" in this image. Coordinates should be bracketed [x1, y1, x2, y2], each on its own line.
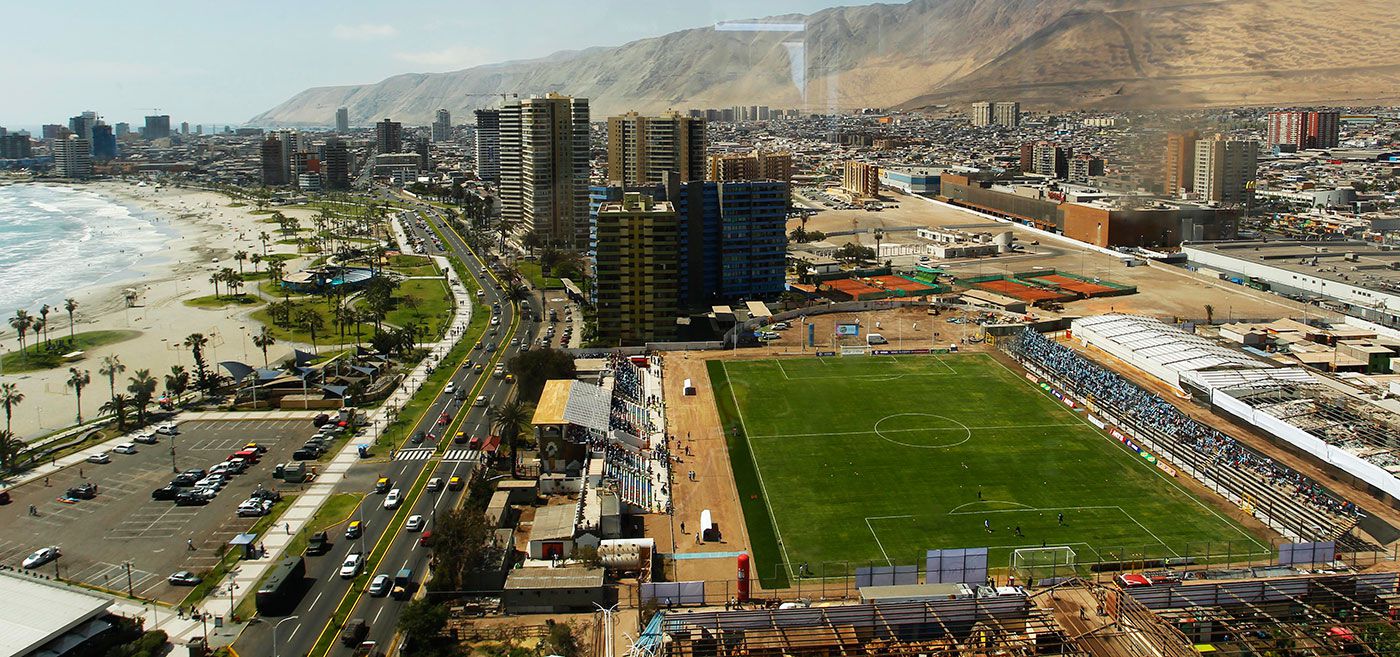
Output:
[872, 413, 972, 449]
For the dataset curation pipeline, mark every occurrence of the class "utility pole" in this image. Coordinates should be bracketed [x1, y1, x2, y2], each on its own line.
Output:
[124, 561, 134, 596]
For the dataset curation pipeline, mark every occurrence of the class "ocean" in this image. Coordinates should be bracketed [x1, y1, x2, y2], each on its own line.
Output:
[0, 183, 174, 314]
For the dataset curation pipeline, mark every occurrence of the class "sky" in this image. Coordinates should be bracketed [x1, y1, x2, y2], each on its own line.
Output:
[2, 0, 854, 129]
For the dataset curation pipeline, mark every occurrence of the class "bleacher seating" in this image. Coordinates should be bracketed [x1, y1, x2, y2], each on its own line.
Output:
[1013, 328, 1371, 548]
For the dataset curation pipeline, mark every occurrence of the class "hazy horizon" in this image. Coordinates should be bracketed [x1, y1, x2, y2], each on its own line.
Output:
[1, 0, 851, 128]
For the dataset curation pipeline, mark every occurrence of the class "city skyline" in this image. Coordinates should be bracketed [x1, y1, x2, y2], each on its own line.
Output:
[1, 0, 848, 127]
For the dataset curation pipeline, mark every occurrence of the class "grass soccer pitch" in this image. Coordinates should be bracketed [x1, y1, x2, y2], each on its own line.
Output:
[708, 353, 1271, 587]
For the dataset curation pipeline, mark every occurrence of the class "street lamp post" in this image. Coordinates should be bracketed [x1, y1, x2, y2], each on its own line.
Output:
[250, 615, 301, 657]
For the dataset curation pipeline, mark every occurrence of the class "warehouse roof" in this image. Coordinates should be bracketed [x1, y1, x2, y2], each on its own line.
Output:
[0, 573, 113, 657]
[504, 567, 605, 590]
[528, 503, 578, 543]
[1073, 314, 1269, 376]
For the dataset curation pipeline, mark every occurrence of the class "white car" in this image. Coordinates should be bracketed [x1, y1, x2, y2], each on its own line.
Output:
[113, 443, 138, 455]
[156, 423, 179, 435]
[405, 514, 425, 531]
[339, 553, 364, 578]
[133, 431, 159, 444]
[383, 489, 402, 510]
[22, 546, 61, 569]
[444, 382, 456, 395]
[473, 395, 488, 407]
[86, 452, 110, 464]
[237, 499, 273, 517]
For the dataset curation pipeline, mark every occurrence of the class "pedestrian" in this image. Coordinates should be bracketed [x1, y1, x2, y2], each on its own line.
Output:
[977, 489, 982, 500]
[285, 522, 290, 535]
[680, 522, 686, 534]
[984, 519, 992, 533]
[79, 468, 84, 478]
[1014, 526, 1022, 537]
[44, 476, 50, 487]
[187, 538, 195, 551]
[1057, 512, 1064, 526]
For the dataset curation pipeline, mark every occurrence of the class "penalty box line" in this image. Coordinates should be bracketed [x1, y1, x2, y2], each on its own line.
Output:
[948, 504, 1180, 559]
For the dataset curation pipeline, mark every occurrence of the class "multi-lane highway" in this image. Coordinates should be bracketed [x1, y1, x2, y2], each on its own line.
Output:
[234, 198, 538, 657]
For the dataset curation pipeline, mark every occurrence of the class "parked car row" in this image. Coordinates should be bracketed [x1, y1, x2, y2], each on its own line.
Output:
[151, 442, 267, 506]
[294, 424, 343, 460]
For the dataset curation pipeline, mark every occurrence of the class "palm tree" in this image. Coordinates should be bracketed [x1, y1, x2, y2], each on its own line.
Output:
[0, 383, 23, 433]
[225, 270, 245, 297]
[184, 333, 211, 390]
[99, 355, 126, 403]
[1204, 304, 1215, 325]
[233, 250, 249, 274]
[30, 317, 45, 353]
[165, 365, 190, 400]
[250, 253, 263, 273]
[209, 272, 222, 299]
[0, 429, 26, 473]
[63, 298, 78, 342]
[9, 309, 33, 356]
[298, 309, 324, 353]
[66, 367, 91, 423]
[100, 394, 130, 432]
[126, 369, 158, 427]
[489, 398, 534, 474]
[258, 231, 272, 256]
[38, 304, 51, 349]
[251, 326, 276, 367]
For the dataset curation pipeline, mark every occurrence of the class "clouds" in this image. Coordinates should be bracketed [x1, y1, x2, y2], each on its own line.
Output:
[332, 23, 399, 41]
[392, 45, 495, 71]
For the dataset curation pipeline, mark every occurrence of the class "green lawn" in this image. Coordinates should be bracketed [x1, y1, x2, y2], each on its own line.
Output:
[2, 330, 142, 373]
[708, 353, 1269, 588]
[387, 254, 439, 277]
[517, 261, 563, 289]
[183, 293, 265, 309]
[250, 278, 452, 348]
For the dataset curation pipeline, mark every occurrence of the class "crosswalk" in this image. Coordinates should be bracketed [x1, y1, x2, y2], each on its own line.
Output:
[393, 448, 484, 462]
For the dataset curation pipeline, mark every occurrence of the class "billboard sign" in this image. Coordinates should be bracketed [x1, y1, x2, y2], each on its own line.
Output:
[836, 323, 860, 336]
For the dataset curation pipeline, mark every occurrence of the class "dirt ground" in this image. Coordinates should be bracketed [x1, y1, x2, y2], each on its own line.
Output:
[792, 189, 1346, 323]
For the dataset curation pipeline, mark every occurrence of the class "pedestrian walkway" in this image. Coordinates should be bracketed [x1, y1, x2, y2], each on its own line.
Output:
[123, 215, 475, 651]
[393, 448, 482, 462]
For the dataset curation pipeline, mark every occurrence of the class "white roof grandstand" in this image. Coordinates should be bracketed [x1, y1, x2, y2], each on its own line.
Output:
[1071, 314, 1272, 390]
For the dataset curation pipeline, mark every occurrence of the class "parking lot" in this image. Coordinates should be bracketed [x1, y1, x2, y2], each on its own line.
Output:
[0, 418, 324, 602]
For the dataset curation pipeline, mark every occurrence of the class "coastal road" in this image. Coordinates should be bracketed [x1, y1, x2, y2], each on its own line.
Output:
[232, 199, 529, 657]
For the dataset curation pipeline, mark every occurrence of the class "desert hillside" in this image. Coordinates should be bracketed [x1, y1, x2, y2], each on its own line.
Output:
[248, 0, 1400, 126]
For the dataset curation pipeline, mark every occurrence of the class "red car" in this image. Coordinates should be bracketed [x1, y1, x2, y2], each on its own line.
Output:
[229, 449, 260, 463]
[436, 411, 451, 426]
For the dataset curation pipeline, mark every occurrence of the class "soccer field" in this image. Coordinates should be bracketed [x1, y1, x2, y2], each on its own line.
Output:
[708, 352, 1270, 587]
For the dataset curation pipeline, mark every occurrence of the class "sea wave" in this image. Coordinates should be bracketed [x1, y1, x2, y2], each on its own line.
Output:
[0, 185, 175, 313]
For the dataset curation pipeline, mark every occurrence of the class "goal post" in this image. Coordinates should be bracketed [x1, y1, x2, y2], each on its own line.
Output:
[1010, 546, 1078, 583]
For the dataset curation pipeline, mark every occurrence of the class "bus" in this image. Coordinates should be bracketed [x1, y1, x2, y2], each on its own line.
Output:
[256, 556, 307, 616]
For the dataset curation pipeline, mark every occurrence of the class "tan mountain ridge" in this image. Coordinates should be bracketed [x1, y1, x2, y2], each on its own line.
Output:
[247, 0, 1400, 127]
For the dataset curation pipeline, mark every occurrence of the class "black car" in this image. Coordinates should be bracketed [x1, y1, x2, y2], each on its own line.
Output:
[250, 489, 282, 502]
[151, 485, 180, 501]
[411, 431, 425, 444]
[171, 474, 198, 487]
[67, 483, 98, 500]
[183, 468, 207, 480]
[306, 531, 331, 555]
[292, 448, 317, 461]
[313, 413, 331, 427]
[174, 492, 209, 506]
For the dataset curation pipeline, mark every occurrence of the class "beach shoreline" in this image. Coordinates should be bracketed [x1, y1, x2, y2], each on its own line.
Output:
[0, 181, 313, 440]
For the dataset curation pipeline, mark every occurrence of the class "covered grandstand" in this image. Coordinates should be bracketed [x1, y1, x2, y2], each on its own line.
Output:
[1071, 314, 1272, 391]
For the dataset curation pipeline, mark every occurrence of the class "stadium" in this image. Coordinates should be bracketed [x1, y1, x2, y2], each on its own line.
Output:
[708, 350, 1270, 588]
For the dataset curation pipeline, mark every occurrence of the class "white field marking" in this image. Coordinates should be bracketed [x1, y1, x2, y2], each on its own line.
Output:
[928, 351, 958, 373]
[986, 355, 1272, 555]
[749, 422, 1081, 440]
[947, 500, 1035, 514]
[865, 515, 914, 566]
[775, 359, 792, 380]
[948, 504, 1177, 558]
[721, 361, 796, 580]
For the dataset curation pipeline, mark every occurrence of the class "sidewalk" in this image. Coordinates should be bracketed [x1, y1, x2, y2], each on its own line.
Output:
[5, 209, 477, 650]
[153, 229, 476, 647]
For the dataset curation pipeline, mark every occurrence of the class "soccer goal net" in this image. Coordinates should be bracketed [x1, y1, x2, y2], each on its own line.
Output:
[839, 345, 869, 356]
[1010, 546, 1078, 583]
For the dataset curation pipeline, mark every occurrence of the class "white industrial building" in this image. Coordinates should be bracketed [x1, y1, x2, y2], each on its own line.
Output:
[0, 573, 114, 657]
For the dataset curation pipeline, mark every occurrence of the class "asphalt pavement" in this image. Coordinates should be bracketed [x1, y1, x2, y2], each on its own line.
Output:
[234, 198, 530, 657]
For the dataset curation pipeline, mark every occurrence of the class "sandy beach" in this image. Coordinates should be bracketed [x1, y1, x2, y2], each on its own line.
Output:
[0, 181, 318, 440]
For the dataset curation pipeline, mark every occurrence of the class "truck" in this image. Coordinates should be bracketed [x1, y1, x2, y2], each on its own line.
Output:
[306, 532, 331, 556]
[392, 567, 415, 599]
